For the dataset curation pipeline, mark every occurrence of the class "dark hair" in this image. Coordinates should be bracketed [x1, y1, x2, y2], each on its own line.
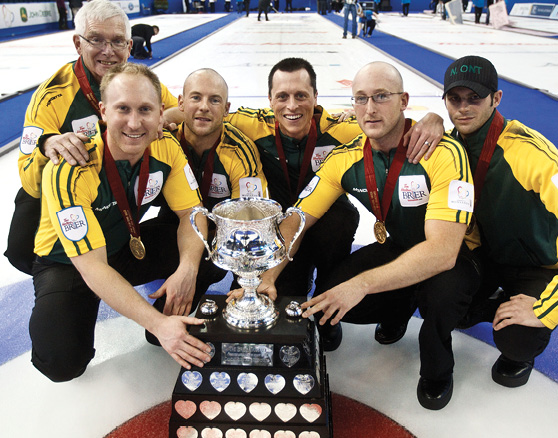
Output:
[268, 58, 317, 96]
[153, 25, 159, 33]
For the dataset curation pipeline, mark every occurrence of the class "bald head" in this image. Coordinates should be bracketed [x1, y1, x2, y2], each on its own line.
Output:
[179, 68, 231, 146]
[183, 68, 229, 102]
[352, 62, 404, 96]
[351, 62, 409, 149]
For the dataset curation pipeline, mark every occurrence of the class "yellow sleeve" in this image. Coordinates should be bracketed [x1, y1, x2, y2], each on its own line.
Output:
[422, 136, 474, 225]
[295, 140, 358, 219]
[39, 159, 106, 258]
[161, 82, 178, 110]
[221, 124, 268, 199]
[156, 133, 203, 211]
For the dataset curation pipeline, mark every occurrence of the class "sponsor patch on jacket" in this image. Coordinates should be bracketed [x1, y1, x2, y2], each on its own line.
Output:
[57, 206, 88, 242]
[552, 173, 558, 190]
[448, 180, 474, 212]
[399, 175, 429, 207]
[299, 175, 320, 198]
[71, 115, 98, 138]
[209, 173, 230, 198]
[311, 145, 335, 172]
[184, 163, 199, 191]
[135, 171, 163, 205]
[239, 176, 263, 197]
[20, 126, 43, 155]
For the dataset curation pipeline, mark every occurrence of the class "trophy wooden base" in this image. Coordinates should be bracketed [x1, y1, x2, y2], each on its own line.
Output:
[169, 294, 332, 438]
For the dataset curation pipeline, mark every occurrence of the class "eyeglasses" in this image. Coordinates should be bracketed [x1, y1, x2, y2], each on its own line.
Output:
[78, 34, 129, 51]
[351, 92, 404, 105]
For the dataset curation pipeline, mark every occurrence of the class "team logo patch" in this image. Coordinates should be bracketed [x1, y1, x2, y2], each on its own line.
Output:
[299, 176, 320, 199]
[239, 177, 263, 198]
[448, 180, 474, 212]
[136, 171, 163, 205]
[399, 175, 429, 207]
[71, 115, 98, 138]
[20, 126, 43, 155]
[184, 163, 199, 191]
[57, 206, 88, 242]
[311, 145, 335, 172]
[209, 173, 230, 198]
[552, 174, 558, 190]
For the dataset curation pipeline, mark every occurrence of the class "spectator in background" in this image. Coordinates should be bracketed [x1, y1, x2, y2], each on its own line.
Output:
[225, 0, 232, 11]
[69, 0, 83, 28]
[56, 0, 68, 30]
[258, 0, 269, 20]
[286, 0, 293, 12]
[342, 0, 358, 39]
[131, 24, 159, 60]
[473, 0, 483, 23]
[245, 0, 251, 16]
[402, 0, 410, 16]
[209, 0, 216, 12]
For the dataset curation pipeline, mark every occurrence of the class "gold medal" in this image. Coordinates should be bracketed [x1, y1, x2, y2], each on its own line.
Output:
[374, 221, 387, 244]
[129, 236, 146, 260]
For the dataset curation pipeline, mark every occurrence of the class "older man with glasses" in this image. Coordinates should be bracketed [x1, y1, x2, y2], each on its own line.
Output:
[6, 0, 181, 275]
[255, 61, 480, 410]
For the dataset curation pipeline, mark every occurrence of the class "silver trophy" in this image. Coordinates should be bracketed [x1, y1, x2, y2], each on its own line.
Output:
[190, 197, 305, 329]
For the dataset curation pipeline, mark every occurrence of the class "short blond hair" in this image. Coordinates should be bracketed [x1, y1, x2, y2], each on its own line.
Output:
[100, 63, 162, 104]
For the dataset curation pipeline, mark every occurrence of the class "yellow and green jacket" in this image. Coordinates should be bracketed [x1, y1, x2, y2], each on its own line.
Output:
[227, 105, 362, 209]
[18, 58, 178, 199]
[173, 121, 268, 211]
[454, 111, 558, 329]
[35, 125, 201, 264]
[297, 121, 473, 250]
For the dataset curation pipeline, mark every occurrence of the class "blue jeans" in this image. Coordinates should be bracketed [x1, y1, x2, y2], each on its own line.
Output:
[343, 3, 357, 37]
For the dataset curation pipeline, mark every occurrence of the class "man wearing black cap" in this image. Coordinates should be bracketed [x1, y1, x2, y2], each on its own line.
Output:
[443, 55, 558, 389]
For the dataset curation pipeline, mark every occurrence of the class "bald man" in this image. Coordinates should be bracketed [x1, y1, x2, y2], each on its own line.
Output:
[257, 61, 479, 410]
[158, 69, 268, 216]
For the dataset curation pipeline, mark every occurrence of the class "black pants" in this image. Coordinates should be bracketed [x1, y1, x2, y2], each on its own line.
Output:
[5, 188, 40, 276]
[57, 5, 68, 29]
[29, 220, 226, 382]
[468, 252, 555, 363]
[402, 4, 409, 15]
[275, 198, 359, 298]
[313, 239, 480, 381]
[131, 36, 149, 59]
[258, 1, 268, 19]
[474, 6, 482, 23]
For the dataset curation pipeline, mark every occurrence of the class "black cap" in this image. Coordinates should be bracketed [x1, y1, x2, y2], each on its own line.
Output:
[443, 56, 498, 98]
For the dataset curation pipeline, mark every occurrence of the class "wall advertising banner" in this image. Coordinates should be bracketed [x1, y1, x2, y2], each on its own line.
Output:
[0, 1, 139, 31]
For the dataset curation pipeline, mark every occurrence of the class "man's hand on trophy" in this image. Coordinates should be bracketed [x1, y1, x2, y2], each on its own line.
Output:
[301, 281, 366, 326]
[155, 315, 212, 370]
[226, 287, 244, 303]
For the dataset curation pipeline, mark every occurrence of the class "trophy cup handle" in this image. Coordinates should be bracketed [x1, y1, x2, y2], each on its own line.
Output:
[282, 207, 306, 261]
[190, 206, 215, 260]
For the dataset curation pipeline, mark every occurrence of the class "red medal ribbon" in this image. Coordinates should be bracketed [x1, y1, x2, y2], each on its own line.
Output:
[471, 110, 504, 208]
[274, 115, 318, 204]
[102, 131, 150, 240]
[363, 118, 412, 223]
[74, 57, 101, 118]
[179, 129, 221, 202]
